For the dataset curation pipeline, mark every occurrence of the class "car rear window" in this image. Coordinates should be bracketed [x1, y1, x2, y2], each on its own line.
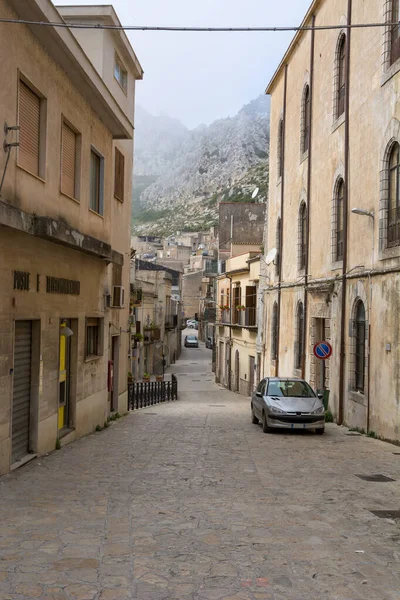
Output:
[187, 336, 197, 341]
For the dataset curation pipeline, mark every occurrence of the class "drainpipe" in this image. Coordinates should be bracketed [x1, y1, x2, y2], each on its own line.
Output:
[227, 274, 233, 390]
[338, 0, 353, 425]
[302, 14, 316, 379]
[276, 64, 288, 377]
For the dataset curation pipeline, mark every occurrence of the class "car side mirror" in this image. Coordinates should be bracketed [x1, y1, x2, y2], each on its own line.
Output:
[256, 392, 262, 398]
[317, 393, 323, 400]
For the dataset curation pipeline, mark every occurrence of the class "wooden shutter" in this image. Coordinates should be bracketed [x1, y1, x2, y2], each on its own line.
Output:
[19, 81, 40, 175]
[90, 151, 100, 212]
[114, 148, 125, 201]
[61, 122, 76, 198]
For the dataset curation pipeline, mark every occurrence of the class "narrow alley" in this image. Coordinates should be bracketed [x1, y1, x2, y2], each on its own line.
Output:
[0, 333, 400, 600]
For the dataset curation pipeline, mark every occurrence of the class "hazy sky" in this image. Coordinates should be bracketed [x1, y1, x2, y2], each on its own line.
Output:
[59, 0, 311, 128]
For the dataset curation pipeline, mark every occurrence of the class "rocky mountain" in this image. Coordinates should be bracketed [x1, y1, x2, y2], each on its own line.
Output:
[132, 95, 270, 236]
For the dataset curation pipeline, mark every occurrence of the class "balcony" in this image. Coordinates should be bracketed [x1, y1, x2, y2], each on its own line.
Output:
[130, 284, 143, 307]
[204, 259, 218, 276]
[231, 307, 257, 330]
[165, 315, 178, 330]
[143, 325, 161, 344]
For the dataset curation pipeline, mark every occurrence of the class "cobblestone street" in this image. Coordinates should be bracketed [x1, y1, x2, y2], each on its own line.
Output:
[1, 337, 400, 600]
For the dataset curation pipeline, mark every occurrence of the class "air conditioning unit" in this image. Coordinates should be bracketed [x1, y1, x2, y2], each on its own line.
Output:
[112, 286, 125, 308]
[104, 294, 112, 310]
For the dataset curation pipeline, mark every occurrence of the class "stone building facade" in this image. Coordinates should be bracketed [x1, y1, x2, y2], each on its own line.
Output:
[0, 1, 143, 474]
[264, 0, 400, 441]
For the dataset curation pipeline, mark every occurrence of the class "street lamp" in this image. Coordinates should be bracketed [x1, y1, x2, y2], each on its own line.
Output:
[351, 208, 374, 219]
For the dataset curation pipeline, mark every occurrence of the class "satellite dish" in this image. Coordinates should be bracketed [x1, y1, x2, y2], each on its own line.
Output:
[265, 248, 277, 265]
[252, 187, 259, 199]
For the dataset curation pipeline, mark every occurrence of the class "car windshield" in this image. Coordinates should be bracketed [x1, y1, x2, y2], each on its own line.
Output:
[267, 380, 315, 398]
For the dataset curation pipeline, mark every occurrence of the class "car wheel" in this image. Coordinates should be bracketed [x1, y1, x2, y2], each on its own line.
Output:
[315, 427, 325, 435]
[251, 405, 259, 424]
[262, 412, 272, 434]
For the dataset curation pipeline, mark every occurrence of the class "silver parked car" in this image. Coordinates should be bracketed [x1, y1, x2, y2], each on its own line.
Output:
[184, 335, 199, 348]
[251, 377, 325, 434]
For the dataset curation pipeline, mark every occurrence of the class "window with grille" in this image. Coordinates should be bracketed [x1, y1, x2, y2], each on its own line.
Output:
[271, 302, 278, 360]
[336, 179, 344, 259]
[85, 318, 103, 358]
[61, 121, 78, 199]
[114, 148, 125, 201]
[302, 85, 310, 154]
[277, 119, 284, 179]
[90, 149, 104, 215]
[18, 80, 42, 176]
[391, 0, 400, 64]
[388, 142, 400, 246]
[299, 202, 307, 270]
[114, 54, 128, 92]
[354, 301, 366, 392]
[295, 302, 304, 370]
[337, 35, 346, 118]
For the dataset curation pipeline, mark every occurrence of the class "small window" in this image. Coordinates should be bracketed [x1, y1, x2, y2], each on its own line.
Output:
[388, 142, 400, 246]
[337, 35, 346, 118]
[85, 318, 103, 358]
[18, 80, 44, 176]
[114, 148, 125, 201]
[299, 202, 307, 271]
[90, 148, 104, 215]
[271, 302, 278, 360]
[391, 0, 400, 64]
[114, 54, 128, 92]
[302, 85, 310, 154]
[355, 301, 366, 392]
[61, 121, 79, 199]
[336, 179, 344, 260]
[295, 301, 304, 370]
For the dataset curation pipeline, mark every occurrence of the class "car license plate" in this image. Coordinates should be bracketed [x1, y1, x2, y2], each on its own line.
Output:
[291, 423, 306, 429]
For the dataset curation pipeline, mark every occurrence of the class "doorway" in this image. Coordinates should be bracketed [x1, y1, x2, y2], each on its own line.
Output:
[219, 342, 224, 383]
[12, 321, 33, 464]
[59, 319, 72, 432]
[249, 355, 255, 396]
[235, 350, 240, 392]
[315, 318, 327, 391]
[111, 336, 120, 412]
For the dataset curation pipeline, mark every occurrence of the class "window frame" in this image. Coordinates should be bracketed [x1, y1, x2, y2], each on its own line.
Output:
[354, 301, 366, 392]
[275, 217, 281, 277]
[114, 147, 125, 202]
[337, 35, 346, 118]
[388, 142, 400, 247]
[17, 76, 47, 180]
[336, 178, 345, 260]
[299, 202, 307, 271]
[302, 85, 310, 155]
[271, 302, 278, 361]
[295, 301, 304, 371]
[89, 146, 105, 216]
[114, 53, 128, 94]
[85, 317, 104, 360]
[60, 117, 81, 201]
[391, 0, 400, 64]
[277, 118, 284, 180]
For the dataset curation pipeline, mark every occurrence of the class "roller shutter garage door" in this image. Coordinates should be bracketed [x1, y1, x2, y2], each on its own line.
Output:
[12, 321, 32, 463]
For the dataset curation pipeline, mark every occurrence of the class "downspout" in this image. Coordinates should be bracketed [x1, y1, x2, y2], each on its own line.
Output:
[276, 64, 288, 377]
[302, 14, 316, 379]
[227, 274, 233, 390]
[338, 0, 352, 425]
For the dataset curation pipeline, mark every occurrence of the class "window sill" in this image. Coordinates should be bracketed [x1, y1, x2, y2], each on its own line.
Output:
[89, 208, 104, 219]
[300, 150, 309, 164]
[114, 194, 124, 203]
[331, 113, 345, 134]
[85, 355, 103, 363]
[348, 390, 366, 407]
[379, 245, 400, 261]
[381, 57, 400, 87]
[17, 163, 45, 183]
[61, 190, 80, 204]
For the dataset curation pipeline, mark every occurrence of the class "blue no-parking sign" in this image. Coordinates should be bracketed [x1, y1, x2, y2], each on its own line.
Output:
[313, 341, 332, 360]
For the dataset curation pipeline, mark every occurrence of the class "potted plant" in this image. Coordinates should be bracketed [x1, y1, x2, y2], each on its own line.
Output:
[156, 374, 163, 382]
[143, 372, 150, 382]
[224, 305, 230, 311]
[128, 372, 134, 384]
[133, 333, 144, 347]
[236, 305, 246, 311]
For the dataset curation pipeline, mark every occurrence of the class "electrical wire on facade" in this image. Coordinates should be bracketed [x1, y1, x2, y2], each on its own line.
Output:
[0, 17, 400, 32]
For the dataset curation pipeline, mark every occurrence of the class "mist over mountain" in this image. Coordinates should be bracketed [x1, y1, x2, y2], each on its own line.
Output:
[132, 95, 270, 236]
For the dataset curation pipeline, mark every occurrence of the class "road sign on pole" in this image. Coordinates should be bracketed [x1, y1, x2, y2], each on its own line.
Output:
[313, 341, 332, 360]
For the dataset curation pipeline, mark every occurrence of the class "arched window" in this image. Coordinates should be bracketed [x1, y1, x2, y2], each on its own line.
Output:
[302, 85, 310, 154]
[388, 142, 400, 246]
[337, 35, 346, 118]
[295, 302, 304, 370]
[299, 202, 307, 270]
[275, 218, 281, 277]
[277, 118, 284, 179]
[271, 302, 278, 360]
[336, 179, 345, 260]
[391, 0, 400, 64]
[355, 301, 366, 392]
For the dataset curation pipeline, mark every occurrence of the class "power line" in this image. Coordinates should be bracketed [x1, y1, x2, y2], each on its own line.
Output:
[0, 17, 399, 33]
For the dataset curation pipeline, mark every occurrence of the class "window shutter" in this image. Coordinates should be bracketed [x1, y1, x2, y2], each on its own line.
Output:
[19, 81, 40, 175]
[114, 148, 125, 201]
[61, 122, 76, 198]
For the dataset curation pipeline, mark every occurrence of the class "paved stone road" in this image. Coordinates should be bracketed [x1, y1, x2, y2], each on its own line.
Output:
[1, 332, 400, 600]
